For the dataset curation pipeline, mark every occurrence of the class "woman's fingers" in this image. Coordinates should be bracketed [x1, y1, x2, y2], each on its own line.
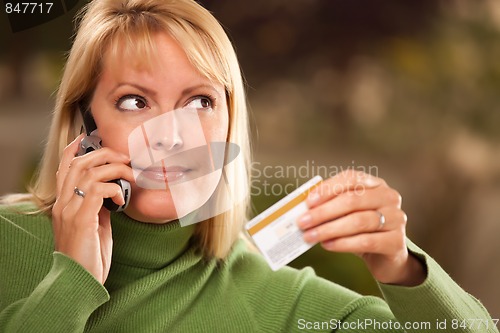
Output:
[295, 171, 418, 284]
[302, 208, 407, 243]
[75, 163, 133, 207]
[320, 230, 406, 257]
[56, 134, 85, 197]
[53, 147, 130, 232]
[77, 163, 134, 191]
[306, 170, 384, 209]
[55, 182, 121, 247]
[298, 185, 402, 230]
[52, 136, 131, 284]
[57, 148, 130, 207]
[60, 182, 125, 230]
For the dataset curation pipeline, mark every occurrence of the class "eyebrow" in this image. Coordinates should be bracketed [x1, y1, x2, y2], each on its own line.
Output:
[181, 84, 222, 100]
[107, 82, 222, 101]
[108, 83, 157, 99]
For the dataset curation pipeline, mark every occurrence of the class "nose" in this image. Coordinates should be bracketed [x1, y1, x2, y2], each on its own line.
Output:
[151, 112, 184, 152]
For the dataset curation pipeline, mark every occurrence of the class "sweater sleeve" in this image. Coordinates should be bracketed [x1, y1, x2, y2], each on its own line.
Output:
[0, 252, 109, 333]
[234, 237, 497, 333]
[374, 239, 499, 333]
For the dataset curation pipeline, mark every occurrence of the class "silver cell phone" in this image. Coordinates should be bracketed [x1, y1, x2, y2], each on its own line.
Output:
[77, 101, 131, 212]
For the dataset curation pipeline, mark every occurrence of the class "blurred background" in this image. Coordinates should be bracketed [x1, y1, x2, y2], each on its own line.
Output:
[1, 0, 499, 315]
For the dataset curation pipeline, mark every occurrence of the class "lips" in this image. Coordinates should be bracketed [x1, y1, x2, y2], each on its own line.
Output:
[137, 165, 192, 185]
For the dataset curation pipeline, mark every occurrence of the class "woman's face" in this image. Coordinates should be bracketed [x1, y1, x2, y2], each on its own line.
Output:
[90, 32, 229, 223]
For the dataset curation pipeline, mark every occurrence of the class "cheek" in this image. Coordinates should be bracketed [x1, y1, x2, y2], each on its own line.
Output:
[90, 103, 134, 155]
[203, 112, 229, 142]
[98, 124, 134, 155]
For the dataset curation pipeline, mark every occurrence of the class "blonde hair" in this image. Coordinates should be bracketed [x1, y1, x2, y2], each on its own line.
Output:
[4, 0, 251, 259]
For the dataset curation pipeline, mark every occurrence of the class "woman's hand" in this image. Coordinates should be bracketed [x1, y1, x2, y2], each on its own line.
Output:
[297, 170, 426, 286]
[52, 134, 133, 284]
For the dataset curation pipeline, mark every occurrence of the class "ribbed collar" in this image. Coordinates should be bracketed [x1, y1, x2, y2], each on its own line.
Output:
[110, 212, 196, 270]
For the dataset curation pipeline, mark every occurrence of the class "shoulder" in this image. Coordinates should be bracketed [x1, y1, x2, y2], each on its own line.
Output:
[0, 201, 54, 247]
[0, 200, 49, 222]
[0, 202, 57, 307]
[0, 200, 39, 214]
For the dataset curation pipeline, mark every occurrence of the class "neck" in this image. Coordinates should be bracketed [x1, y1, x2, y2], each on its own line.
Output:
[110, 212, 196, 270]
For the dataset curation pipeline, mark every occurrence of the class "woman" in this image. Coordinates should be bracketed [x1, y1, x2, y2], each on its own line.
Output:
[0, 0, 497, 332]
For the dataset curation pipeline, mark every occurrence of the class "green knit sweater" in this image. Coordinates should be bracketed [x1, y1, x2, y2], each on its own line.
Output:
[0, 203, 497, 333]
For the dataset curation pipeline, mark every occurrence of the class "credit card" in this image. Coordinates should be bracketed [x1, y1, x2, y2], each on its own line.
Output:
[246, 176, 323, 271]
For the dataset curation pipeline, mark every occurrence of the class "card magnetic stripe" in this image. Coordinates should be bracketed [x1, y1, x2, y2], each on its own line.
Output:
[247, 182, 321, 236]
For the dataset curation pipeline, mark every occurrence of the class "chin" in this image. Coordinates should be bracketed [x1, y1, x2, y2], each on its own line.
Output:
[124, 174, 221, 224]
[124, 189, 179, 224]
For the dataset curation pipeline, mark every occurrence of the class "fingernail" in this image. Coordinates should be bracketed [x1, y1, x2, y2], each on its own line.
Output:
[361, 176, 381, 188]
[323, 240, 335, 248]
[303, 229, 317, 243]
[73, 133, 84, 144]
[118, 190, 125, 205]
[307, 192, 320, 205]
[297, 214, 312, 228]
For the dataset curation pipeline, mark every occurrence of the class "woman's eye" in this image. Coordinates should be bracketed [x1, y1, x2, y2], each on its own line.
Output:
[116, 95, 148, 111]
[186, 96, 213, 110]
